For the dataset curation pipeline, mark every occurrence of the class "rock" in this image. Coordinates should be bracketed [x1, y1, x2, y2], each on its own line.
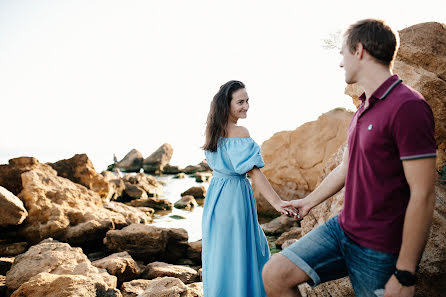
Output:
[17, 164, 134, 245]
[141, 262, 198, 284]
[298, 277, 355, 297]
[120, 279, 152, 297]
[0, 275, 5, 297]
[174, 195, 197, 210]
[0, 186, 27, 227]
[253, 108, 353, 216]
[174, 173, 186, 179]
[181, 186, 206, 199]
[10, 272, 122, 297]
[104, 201, 152, 224]
[197, 269, 202, 282]
[186, 240, 202, 264]
[346, 22, 446, 171]
[124, 173, 163, 198]
[116, 149, 144, 172]
[104, 224, 188, 263]
[281, 239, 297, 250]
[163, 164, 182, 175]
[128, 197, 172, 210]
[261, 215, 299, 235]
[182, 165, 201, 175]
[275, 227, 302, 247]
[0, 242, 28, 257]
[0, 257, 14, 275]
[122, 183, 148, 201]
[186, 282, 203, 297]
[142, 144, 174, 174]
[92, 252, 140, 286]
[48, 154, 111, 200]
[5, 238, 117, 291]
[0, 157, 52, 195]
[194, 172, 212, 183]
[137, 277, 188, 297]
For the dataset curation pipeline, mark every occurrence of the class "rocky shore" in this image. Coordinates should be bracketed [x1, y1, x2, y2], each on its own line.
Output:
[0, 22, 444, 297]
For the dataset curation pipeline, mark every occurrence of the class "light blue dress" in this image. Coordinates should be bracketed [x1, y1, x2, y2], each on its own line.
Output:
[202, 137, 270, 297]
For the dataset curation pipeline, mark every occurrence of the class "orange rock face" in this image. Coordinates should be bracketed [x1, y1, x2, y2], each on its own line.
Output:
[254, 108, 353, 216]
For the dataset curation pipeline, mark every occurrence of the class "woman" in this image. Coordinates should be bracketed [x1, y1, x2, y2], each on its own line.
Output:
[202, 80, 293, 296]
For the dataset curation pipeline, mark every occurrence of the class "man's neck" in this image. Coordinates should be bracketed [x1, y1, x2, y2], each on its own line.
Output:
[359, 66, 393, 108]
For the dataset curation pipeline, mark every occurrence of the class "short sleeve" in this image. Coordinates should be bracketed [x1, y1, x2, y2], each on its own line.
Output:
[225, 138, 265, 174]
[393, 100, 436, 160]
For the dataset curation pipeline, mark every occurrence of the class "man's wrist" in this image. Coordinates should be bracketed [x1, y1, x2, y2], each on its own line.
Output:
[394, 269, 416, 286]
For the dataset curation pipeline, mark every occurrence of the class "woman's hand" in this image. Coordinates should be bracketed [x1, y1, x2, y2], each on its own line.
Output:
[273, 200, 299, 217]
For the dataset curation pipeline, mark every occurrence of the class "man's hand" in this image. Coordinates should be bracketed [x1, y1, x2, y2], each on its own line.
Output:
[282, 197, 312, 220]
[272, 200, 298, 217]
[384, 275, 415, 297]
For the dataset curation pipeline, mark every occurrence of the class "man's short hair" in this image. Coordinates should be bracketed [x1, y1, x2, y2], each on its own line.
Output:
[344, 19, 399, 66]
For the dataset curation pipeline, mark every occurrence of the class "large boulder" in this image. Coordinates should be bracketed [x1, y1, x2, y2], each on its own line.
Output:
[10, 273, 122, 297]
[0, 186, 27, 227]
[5, 238, 117, 291]
[48, 154, 111, 200]
[0, 157, 50, 195]
[115, 149, 144, 172]
[143, 144, 174, 174]
[104, 224, 189, 263]
[16, 161, 139, 244]
[92, 252, 140, 286]
[141, 262, 198, 284]
[254, 108, 353, 216]
[346, 22, 446, 171]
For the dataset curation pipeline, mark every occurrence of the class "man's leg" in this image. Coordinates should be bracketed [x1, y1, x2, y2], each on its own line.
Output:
[262, 253, 309, 297]
[262, 216, 349, 297]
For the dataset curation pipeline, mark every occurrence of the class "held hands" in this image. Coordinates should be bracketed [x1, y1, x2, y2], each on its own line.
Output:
[281, 198, 312, 221]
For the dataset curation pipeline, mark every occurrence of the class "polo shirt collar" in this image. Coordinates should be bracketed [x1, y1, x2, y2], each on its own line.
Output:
[358, 74, 402, 102]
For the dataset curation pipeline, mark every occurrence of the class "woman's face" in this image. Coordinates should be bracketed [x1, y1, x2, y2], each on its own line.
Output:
[229, 88, 249, 121]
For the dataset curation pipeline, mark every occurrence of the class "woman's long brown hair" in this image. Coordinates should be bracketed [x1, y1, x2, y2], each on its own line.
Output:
[202, 80, 245, 152]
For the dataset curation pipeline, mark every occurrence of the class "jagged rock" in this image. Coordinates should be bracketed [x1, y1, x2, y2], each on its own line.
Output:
[10, 272, 122, 297]
[181, 186, 206, 199]
[186, 282, 203, 297]
[92, 252, 140, 286]
[163, 164, 182, 175]
[128, 197, 172, 210]
[104, 224, 188, 263]
[104, 202, 152, 224]
[120, 279, 152, 297]
[0, 242, 28, 257]
[174, 195, 197, 210]
[16, 164, 135, 245]
[275, 227, 302, 248]
[122, 183, 148, 201]
[5, 238, 116, 291]
[346, 22, 446, 171]
[123, 173, 163, 198]
[261, 215, 299, 235]
[0, 186, 27, 227]
[142, 144, 174, 174]
[115, 149, 144, 172]
[194, 172, 212, 183]
[48, 154, 111, 200]
[0, 157, 51, 195]
[137, 277, 188, 297]
[254, 108, 353, 216]
[141, 262, 198, 284]
[182, 165, 201, 175]
[197, 269, 202, 282]
[186, 240, 202, 264]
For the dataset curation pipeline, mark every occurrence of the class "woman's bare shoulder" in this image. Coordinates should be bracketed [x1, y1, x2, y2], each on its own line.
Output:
[226, 125, 250, 138]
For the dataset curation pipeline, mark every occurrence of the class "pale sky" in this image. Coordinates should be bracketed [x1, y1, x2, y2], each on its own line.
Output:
[1, 0, 445, 171]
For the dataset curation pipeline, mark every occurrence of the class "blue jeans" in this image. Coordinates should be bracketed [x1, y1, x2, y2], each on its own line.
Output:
[280, 215, 398, 297]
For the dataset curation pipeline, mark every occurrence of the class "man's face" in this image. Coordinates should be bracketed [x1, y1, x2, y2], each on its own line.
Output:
[339, 37, 359, 84]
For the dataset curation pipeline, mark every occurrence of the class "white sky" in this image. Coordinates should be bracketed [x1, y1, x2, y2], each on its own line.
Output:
[1, 0, 445, 171]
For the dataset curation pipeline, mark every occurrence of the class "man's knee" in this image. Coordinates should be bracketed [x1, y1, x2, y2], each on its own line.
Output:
[263, 253, 308, 289]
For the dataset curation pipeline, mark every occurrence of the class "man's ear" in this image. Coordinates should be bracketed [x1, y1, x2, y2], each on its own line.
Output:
[355, 43, 365, 59]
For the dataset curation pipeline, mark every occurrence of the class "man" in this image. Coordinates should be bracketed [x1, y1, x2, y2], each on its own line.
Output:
[262, 19, 437, 297]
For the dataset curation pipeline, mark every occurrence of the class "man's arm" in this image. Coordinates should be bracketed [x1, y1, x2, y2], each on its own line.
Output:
[385, 157, 436, 296]
[285, 146, 349, 217]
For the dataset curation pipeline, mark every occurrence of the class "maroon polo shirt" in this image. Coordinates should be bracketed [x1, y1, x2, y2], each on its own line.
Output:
[338, 74, 436, 254]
